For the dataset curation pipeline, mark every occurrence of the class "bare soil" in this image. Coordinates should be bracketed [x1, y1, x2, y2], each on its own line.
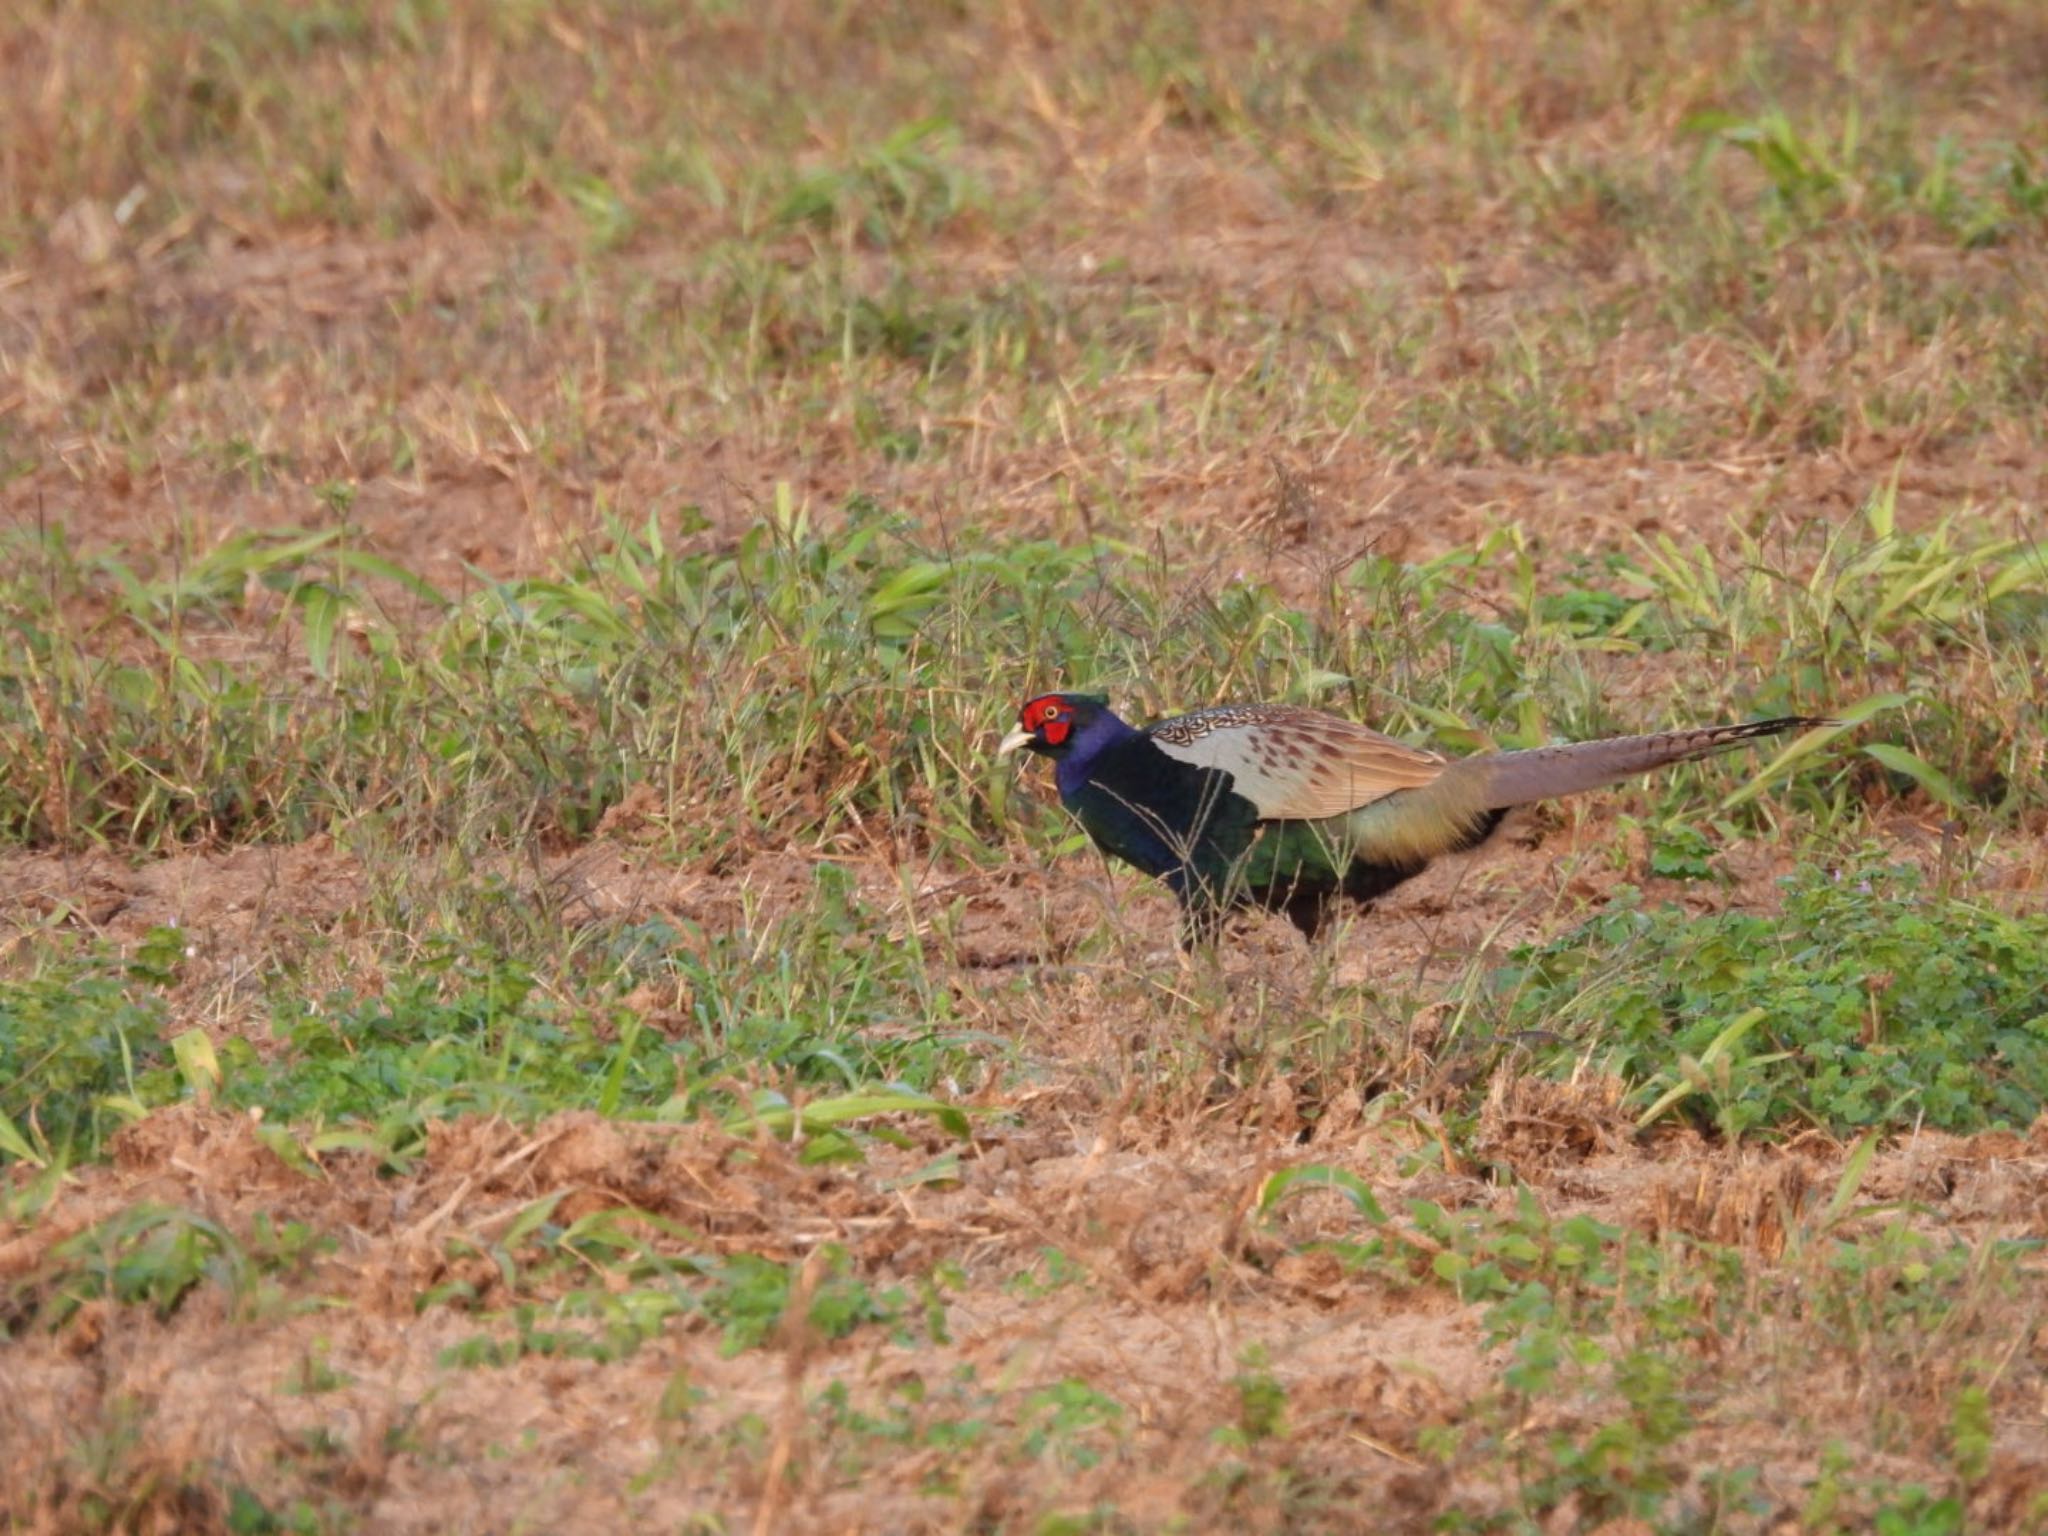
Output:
[6, 803, 2048, 1529]
[5, 1083, 2046, 1531]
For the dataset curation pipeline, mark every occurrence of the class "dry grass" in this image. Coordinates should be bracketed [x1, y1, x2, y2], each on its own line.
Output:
[4, 3, 2048, 1532]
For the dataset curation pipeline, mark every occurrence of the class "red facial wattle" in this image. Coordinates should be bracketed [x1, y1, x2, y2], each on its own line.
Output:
[1022, 695, 1072, 747]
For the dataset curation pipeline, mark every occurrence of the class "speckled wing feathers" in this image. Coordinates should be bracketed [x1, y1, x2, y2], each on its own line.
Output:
[1145, 703, 1445, 821]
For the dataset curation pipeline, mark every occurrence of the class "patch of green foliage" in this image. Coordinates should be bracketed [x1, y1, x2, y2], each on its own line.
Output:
[30, 486, 2002, 863]
[437, 1243, 911, 1370]
[4, 1203, 331, 1335]
[0, 863, 987, 1174]
[1685, 109, 2048, 248]
[775, 115, 983, 247]
[232, 893, 986, 1163]
[1269, 1173, 2031, 1533]
[813, 1371, 995, 1487]
[1624, 485, 2047, 811]
[1499, 860, 2048, 1135]
[0, 925, 186, 1161]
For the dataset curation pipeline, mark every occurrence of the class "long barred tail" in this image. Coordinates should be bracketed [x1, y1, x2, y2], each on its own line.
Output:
[1470, 717, 1832, 810]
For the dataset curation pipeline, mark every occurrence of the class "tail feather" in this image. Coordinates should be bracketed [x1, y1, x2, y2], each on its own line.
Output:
[1463, 716, 1830, 810]
[1333, 715, 1831, 871]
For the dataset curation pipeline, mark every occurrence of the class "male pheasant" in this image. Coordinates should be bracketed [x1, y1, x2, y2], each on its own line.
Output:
[998, 694, 1830, 945]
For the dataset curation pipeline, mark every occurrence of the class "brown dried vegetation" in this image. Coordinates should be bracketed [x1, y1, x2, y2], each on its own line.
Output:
[4, 1, 2048, 1532]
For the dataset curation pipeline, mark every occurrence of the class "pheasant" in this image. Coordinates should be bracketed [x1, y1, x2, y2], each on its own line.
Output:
[998, 693, 1830, 945]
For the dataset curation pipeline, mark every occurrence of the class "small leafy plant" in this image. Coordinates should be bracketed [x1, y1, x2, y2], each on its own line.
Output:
[1498, 860, 2048, 1135]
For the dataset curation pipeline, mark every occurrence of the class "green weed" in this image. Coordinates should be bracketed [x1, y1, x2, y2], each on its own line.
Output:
[437, 1243, 910, 1368]
[0, 927, 185, 1162]
[1499, 859, 2048, 1135]
[4, 1202, 326, 1334]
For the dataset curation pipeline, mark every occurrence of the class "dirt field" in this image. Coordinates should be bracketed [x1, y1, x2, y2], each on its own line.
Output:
[4, 4, 2047, 1532]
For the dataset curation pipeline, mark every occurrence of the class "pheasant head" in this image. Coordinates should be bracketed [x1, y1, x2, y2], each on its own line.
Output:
[997, 693, 1115, 759]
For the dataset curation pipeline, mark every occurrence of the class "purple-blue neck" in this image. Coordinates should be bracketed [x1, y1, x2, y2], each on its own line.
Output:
[1052, 706, 1139, 801]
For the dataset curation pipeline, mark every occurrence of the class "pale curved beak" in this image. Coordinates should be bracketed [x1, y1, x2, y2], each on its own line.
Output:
[997, 727, 1033, 757]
